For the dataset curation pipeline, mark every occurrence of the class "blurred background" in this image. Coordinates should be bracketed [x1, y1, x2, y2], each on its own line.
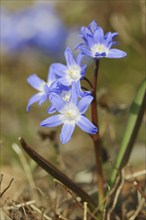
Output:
[1, 0, 145, 189]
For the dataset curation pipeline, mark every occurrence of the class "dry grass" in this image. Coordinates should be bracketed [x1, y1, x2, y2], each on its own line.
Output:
[1, 142, 145, 220]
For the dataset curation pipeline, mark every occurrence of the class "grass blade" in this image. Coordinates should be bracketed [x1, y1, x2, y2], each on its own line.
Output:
[109, 79, 146, 187]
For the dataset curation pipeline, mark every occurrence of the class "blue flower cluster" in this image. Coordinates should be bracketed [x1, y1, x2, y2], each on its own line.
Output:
[1, 3, 67, 57]
[27, 21, 127, 144]
[76, 20, 127, 59]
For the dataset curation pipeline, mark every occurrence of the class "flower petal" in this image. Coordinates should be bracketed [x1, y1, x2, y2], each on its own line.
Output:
[27, 74, 45, 91]
[40, 114, 63, 127]
[47, 65, 58, 83]
[74, 43, 86, 51]
[64, 47, 76, 67]
[77, 95, 93, 114]
[75, 80, 91, 97]
[80, 64, 87, 77]
[47, 104, 56, 114]
[107, 49, 127, 58]
[60, 122, 75, 144]
[43, 84, 50, 93]
[26, 92, 42, 111]
[77, 115, 98, 134]
[111, 32, 118, 39]
[58, 77, 71, 87]
[69, 82, 78, 104]
[94, 27, 104, 44]
[49, 93, 66, 112]
[105, 32, 118, 46]
[103, 32, 112, 49]
[80, 26, 92, 38]
[88, 20, 98, 33]
[52, 63, 68, 77]
[85, 34, 95, 48]
[79, 46, 93, 57]
[76, 52, 84, 66]
[57, 82, 70, 92]
[38, 93, 48, 105]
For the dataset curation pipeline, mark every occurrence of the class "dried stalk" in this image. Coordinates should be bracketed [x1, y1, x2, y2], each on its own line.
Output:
[19, 137, 97, 211]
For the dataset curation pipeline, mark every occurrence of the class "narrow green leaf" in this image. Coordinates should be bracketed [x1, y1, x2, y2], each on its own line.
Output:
[109, 79, 146, 187]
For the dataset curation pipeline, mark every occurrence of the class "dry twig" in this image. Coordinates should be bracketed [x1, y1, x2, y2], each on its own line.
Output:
[129, 198, 145, 220]
[104, 170, 125, 220]
[0, 176, 14, 198]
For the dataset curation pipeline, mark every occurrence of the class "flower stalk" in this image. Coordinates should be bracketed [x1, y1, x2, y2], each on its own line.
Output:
[91, 59, 104, 208]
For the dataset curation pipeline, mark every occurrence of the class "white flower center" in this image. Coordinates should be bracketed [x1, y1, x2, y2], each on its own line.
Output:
[62, 91, 71, 102]
[62, 104, 80, 122]
[39, 82, 46, 91]
[67, 65, 81, 81]
[91, 44, 107, 55]
[65, 109, 77, 120]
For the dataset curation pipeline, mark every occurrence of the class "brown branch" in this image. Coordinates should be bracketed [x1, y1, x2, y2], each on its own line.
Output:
[19, 137, 97, 211]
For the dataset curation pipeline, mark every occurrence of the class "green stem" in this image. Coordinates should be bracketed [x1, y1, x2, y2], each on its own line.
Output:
[91, 59, 104, 208]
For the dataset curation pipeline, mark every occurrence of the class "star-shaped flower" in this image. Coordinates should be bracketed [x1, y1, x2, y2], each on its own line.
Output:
[52, 47, 87, 87]
[40, 83, 98, 144]
[27, 65, 59, 111]
[76, 21, 127, 59]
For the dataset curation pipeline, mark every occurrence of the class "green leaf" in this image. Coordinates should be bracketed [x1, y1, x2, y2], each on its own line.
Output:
[109, 79, 146, 188]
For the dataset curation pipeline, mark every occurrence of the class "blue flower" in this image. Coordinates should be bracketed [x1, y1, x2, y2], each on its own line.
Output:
[79, 20, 99, 41]
[1, 4, 67, 57]
[47, 81, 91, 114]
[27, 66, 59, 111]
[52, 47, 87, 87]
[79, 21, 118, 46]
[76, 21, 127, 59]
[40, 83, 98, 144]
[29, 3, 67, 57]
[47, 86, 71, 114]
